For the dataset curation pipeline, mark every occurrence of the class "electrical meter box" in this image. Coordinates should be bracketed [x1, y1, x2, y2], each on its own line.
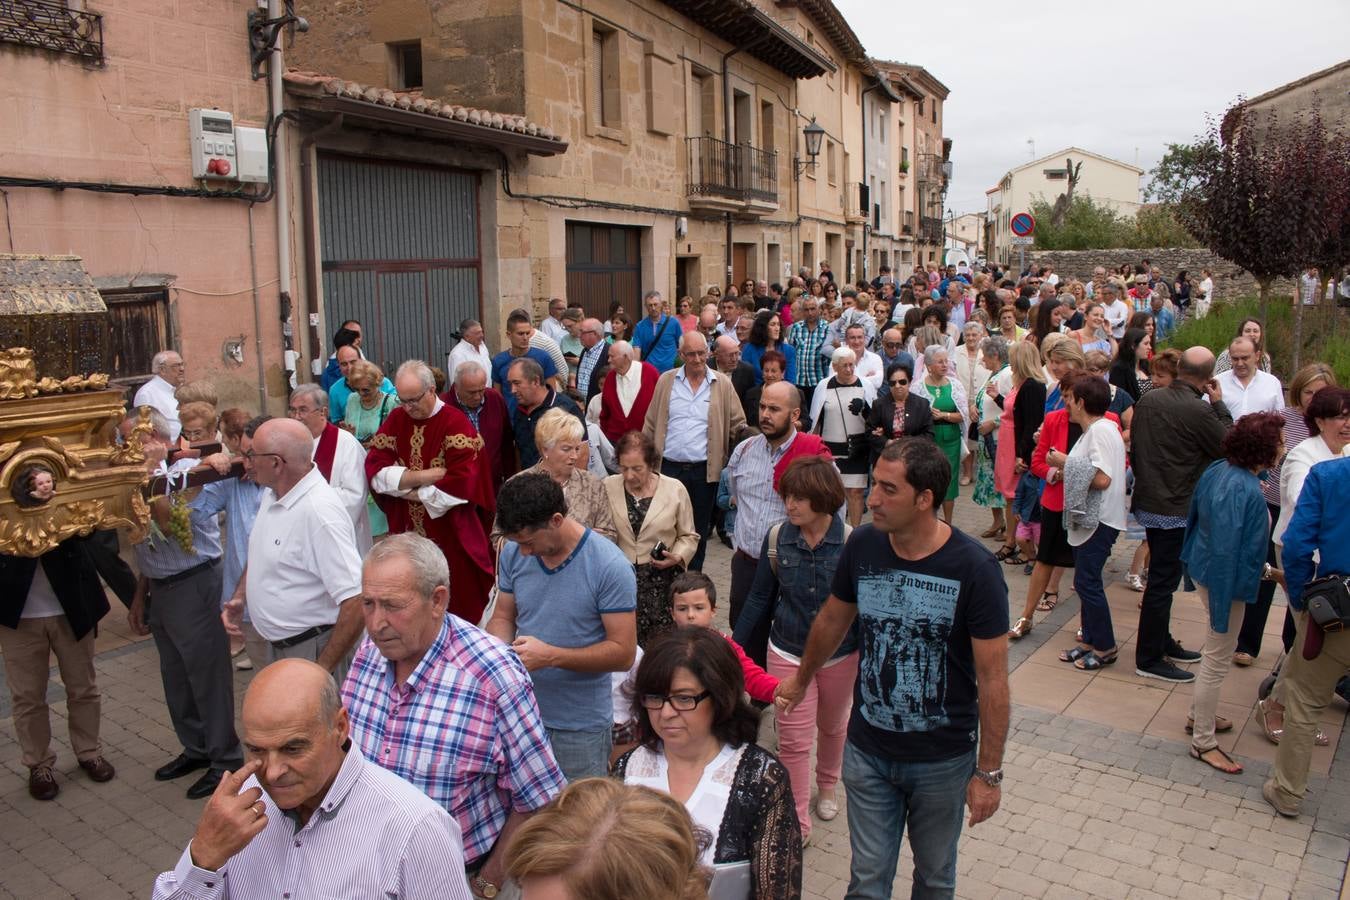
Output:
[189, 108, 237, 180]
[233, 126, 268, 183]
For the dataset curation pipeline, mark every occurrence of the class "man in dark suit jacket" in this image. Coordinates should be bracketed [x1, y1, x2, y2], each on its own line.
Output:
[713, 335, 758, 424]
[444, 359, 516, 493]
[1, 534, 115, 800]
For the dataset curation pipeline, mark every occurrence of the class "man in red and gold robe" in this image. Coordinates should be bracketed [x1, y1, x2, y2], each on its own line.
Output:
[365, 362, 496, 622]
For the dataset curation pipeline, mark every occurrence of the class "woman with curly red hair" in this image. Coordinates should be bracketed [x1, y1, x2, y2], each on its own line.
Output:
[1180, 411, 1287, 775]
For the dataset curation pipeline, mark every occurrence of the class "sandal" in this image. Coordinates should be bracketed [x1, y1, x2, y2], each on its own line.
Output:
[1059, 645, 1091, 664]
[1075, 649, 1118, 671]
[981, 525, 1006, 539]
[1001, 552, 1028, 566]
[994, 545, 1018, 562]
[1189, 744, 1243, 775]
[1257, 698, 1330, 746]
[1185, 715, 1233, 734]
[1009, 617, 1033, 640]
[1035, 591, 1059, 612]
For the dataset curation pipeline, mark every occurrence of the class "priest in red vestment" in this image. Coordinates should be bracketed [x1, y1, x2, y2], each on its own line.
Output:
[365, 361, 496, 622]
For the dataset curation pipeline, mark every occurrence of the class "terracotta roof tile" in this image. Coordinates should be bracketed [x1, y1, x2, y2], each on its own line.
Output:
[283, 70, 561, 142]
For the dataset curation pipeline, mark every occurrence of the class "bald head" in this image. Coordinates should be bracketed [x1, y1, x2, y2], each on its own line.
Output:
[762, 379, 800, 413]
[253, 417, 314, 467]
[1178, 346, 1217, 385]
[244, 659, 340, 730]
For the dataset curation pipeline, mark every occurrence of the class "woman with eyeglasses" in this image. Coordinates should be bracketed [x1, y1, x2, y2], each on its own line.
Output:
[613, 626, 801, 899]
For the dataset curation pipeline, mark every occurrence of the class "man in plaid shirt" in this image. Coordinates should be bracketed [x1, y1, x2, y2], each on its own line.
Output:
[342, 534, 565, 899]
[787, 294, 830, 413]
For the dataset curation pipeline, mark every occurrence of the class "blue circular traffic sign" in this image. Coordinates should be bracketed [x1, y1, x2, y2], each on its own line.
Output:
[1010, 212, 1035, 237]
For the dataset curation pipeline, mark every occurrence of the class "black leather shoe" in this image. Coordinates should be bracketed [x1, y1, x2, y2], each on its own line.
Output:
[155, 754, 210, 781]
[186, 768, 226, 799]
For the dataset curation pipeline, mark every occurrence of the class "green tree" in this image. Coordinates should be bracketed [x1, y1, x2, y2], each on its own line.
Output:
[1146, 142, 1215, 204]
[1029, 196, 1133, 250]
[1133, 205, 1202, 248]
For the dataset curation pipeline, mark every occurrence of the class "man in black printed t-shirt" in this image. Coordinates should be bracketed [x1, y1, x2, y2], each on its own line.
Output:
[776, 437, 1010, 899]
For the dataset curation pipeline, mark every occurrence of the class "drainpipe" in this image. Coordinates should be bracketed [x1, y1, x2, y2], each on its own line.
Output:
[860, 80, 880, 284]
[299, 113, 345, 383]
[247, 205, 267, 411]
[269, 0, 294, 395]
[720, 45, 740, 292]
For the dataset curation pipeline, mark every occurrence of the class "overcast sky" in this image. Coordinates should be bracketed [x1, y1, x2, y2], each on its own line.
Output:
[835, 0, 1350, 216]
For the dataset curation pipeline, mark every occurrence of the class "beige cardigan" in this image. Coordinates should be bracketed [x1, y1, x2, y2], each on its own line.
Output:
[603, 473, 700, 566]
[642, 368, 750, 483]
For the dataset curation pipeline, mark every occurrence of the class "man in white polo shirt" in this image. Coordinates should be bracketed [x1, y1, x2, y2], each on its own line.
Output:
[1216, 337, 1283, 420]
[223, 418, 364, 685]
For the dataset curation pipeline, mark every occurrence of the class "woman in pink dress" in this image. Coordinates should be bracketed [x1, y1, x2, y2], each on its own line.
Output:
[993, 341, 1047, 559]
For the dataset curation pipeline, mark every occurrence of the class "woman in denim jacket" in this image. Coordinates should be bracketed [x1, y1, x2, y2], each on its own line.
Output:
[733, 456, 856, 844]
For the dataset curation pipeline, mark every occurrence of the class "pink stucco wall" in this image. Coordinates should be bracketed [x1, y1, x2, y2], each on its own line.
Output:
[0, 0, 291, 411]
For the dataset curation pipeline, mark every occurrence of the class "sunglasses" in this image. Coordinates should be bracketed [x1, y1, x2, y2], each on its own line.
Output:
[889, 378, 909, 386]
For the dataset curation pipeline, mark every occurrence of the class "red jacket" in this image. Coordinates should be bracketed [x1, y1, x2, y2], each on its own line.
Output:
[1031, 408, 1121, 512]
[724, 632, 779, 704]
[600, 361, 659, 444]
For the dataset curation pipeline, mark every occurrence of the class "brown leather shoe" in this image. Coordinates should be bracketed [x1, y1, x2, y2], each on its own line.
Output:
[28, 766, 59, 801]
[79, 756, 116, 783]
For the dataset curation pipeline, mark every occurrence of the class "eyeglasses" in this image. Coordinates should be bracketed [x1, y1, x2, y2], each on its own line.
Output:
[287, 405, 318, 416]
[882, 341, 902, 349]
[889, 377, 909, 387]
[640, 690, 711, 711]
[398, 388, 431, 407]
[243, 450, 283, 463]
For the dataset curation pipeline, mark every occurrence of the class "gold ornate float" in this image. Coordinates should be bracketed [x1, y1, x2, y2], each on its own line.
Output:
[0, 254, 150, 557]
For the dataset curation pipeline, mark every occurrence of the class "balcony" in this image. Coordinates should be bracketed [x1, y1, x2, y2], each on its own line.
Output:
[902, 210, 915, 236]
[0, 0, 103, 64]
[686, 136, 778, 215]
[919, 216, 943, 245]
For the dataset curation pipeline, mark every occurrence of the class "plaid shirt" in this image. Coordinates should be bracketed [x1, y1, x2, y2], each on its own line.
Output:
[342, 615, 566, 864]
[788, 319, 830, 388]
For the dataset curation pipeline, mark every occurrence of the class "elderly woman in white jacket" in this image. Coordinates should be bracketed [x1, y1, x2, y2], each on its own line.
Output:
[953, 319, 992, 486]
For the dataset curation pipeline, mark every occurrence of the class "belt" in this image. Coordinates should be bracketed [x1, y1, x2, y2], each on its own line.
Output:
[271, 623, 334, 650]
[734, 550, 758, 563]
[662, 458, 706, 468]
[149, 557, 219, 588]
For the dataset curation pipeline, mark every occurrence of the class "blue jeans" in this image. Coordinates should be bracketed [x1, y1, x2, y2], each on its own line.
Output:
[1073, 524, 1119, 652]
[842, 741, 974, 899]
[545, 726, 611, 781]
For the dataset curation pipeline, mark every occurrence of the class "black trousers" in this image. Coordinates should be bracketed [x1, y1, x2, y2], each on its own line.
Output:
[1237, 502, 1281, 657]
[1136, 526, 1185, 669]
[730, 549, 769, 668]
[663, 459, 716, 572]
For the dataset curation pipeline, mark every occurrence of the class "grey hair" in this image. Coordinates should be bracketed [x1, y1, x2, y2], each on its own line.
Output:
[609, 340, 635, 358]
[454, 360, 487, 383]
[291, 383, 328, 410]
[923, 344, 949, 366]
[364, 532, 450, 599]
[831, 346, 856, 366]
[508, 356, 545, 384]
[981, 335, 1010, 367]
[151, 350, 180, 374]
[127, 408, 173, 442]
[643, 289, 663, 303]
[317, 673, 342, 726]
[396, 360, 436, 391]
[963, 319, 987, 335]
[458, 318, 481, 333]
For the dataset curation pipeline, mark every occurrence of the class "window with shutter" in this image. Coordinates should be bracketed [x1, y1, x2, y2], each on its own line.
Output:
[591, 32, 606, 126]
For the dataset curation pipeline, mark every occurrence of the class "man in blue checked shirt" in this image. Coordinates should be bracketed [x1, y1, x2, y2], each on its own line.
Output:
[342, 534, 566, 899]
[787, 294, 830, 414]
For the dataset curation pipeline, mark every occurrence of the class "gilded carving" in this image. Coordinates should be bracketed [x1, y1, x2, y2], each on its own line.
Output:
[0, 347, 38, 400]
[40, 435, 85, 470]
[0, 498, 110, 557]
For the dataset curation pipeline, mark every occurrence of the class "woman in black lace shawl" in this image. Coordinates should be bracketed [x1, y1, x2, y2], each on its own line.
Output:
[612, 626, 802, 899]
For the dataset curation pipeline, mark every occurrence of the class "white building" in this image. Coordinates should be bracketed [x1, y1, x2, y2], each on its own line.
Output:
[988, 147, 1143, 264]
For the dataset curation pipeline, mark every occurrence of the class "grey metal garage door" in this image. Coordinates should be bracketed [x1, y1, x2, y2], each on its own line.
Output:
[318, 154, 482, 375]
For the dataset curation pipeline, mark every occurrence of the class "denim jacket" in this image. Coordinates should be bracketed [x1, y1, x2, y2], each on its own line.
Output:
[732, 515, 857, 659]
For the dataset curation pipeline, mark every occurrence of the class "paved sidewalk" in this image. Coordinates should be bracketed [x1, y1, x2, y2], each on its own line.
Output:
[2, 498, 1348, 898]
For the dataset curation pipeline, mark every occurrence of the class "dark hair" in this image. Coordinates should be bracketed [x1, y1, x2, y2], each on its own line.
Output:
[615, 430, 660, 469]
[1304, 387, 1350, 436]
[1032, 298, 1061, 342]
[1064, 372, 1110, 415]
[978, 289, 1001, 320]
[877, 437, 951, 507]
[243, 414, 273, 439]
[1152, 348, 1181, 380]
[1233, 317, 1264, 353]
[670, 571, 717, 607]
[1014, 296, 1031, 314]
[900, 306, 925, 343]
[759, 349, 787, 373]
[778, 455, 846, 515]
[332, 327, 360, 349]
[1118, 328, 1148, 368]
[507, 308, 533, 330]
[1127, 311, 1152, 332]
[219, 408, 251, 440]
[747, 310, 776, 348]
[922, 304, 948, 331]
[885, 358, 914, 382]
[631, 627, 759, 752]
[1221, 411, 1284, 471]
[610, 312, 631, 341]
[497, 472, 567, 533]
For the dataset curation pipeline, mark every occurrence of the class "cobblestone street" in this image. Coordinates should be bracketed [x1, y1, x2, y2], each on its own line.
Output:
[2, 501, 1349, 899]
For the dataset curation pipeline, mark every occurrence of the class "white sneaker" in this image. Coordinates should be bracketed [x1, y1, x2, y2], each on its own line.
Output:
[1126, 574, 1145, 592]
[816, 792, 839, 821]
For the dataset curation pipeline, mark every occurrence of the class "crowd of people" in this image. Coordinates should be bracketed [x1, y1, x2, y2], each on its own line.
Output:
[2, 254, 1348, 900]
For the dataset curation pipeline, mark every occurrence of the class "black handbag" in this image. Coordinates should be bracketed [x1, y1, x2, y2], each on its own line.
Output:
[1305, 574, 1350, 633]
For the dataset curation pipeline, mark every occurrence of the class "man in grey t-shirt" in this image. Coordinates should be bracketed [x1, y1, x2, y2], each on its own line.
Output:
[487, 472, 637, 780]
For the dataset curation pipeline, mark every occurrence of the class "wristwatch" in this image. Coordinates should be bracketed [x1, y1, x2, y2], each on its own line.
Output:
[472, 877, 499, 898]
[974, 767, 1003, 787]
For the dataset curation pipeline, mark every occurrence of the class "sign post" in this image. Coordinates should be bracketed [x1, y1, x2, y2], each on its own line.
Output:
[1009, 212, 1035, 274]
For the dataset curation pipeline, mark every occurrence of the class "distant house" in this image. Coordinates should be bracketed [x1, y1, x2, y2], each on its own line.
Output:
[988, 147, 1143, 264]
[1242, 58, 1350, 141]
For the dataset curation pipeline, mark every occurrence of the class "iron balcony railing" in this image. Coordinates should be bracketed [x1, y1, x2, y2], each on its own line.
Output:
[902, 210, 915, 235]
[686, 136, 778, 205]
[1, 0, 104, 64]
[920, 216, 943, 245]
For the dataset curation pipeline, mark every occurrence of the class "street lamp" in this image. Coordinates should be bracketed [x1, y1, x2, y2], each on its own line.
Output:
[793, 117, 826, 179]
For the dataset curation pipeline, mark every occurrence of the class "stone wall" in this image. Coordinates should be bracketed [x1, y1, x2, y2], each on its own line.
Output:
[1029, 248, 1295, 301]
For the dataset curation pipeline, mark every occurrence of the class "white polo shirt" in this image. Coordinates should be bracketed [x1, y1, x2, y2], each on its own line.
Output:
[1216, 369, 1284, 420]
[245, 466, 363, 643]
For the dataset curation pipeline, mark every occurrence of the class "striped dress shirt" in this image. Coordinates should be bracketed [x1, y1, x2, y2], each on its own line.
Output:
[726, 432, 793, 558]
[152, 746, 471, 899]
[342, 615, 566, 864]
